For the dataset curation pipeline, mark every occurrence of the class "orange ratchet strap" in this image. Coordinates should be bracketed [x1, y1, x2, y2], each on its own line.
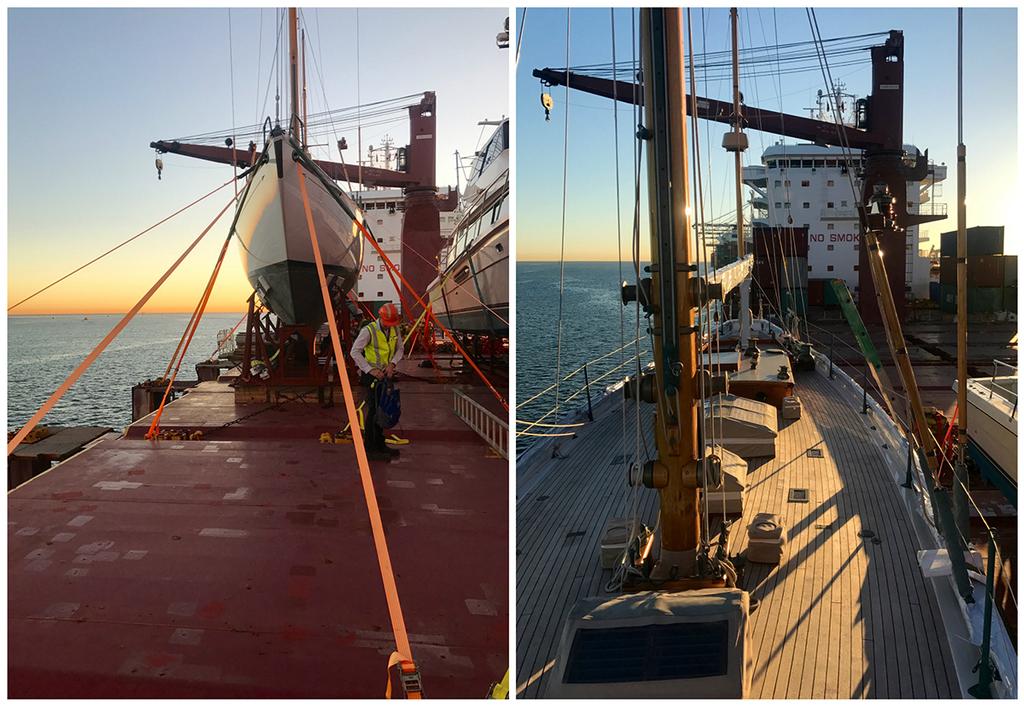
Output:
[7, 196, 236, 456]
[297, 165, 422, 699]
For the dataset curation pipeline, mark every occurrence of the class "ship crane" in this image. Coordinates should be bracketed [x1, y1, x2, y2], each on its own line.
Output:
[533, 27, 946, 324]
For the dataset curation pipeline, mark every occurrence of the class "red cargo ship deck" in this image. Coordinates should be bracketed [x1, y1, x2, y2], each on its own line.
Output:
[8, 359, 508, 698]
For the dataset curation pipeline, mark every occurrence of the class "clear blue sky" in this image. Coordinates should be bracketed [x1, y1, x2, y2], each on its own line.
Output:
[8, 8, 508, 313]
[516, 7, 1018, 261]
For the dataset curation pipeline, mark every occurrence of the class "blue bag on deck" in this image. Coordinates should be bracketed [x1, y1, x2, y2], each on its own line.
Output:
[374, 378, 401, 429]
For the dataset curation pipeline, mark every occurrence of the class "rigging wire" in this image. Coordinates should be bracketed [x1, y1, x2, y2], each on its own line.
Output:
[356, 8, 363, 197]
[254, 8, 264, 125]
[8, 178, 237, 312]
[805, 11, 1014, 617]
[227, 9, 238, 197]
[515, 8, 527, 67]
[610, 7, 630, 525]
[553, 9, 571, 425]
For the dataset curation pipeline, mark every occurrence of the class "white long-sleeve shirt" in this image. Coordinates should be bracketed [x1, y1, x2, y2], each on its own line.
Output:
[349, 323, 404, 374]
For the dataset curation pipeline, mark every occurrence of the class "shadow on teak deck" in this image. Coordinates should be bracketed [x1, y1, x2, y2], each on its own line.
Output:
[515, 370, 960, 699]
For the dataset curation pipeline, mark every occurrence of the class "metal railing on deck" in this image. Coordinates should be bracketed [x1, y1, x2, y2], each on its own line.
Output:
[453, 389, 508, 459]
[988, 359, 1018, 418]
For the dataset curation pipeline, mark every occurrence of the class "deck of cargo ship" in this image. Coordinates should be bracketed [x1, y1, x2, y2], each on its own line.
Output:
[8, 358, 508, 698]
[516, 366, 964, 699]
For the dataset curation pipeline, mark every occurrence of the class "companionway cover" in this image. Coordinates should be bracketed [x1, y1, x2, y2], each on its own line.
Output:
[704, 394, 778, 458]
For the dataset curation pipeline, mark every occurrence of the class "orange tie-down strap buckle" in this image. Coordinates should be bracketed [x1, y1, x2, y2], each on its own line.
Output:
[385, 652, 423, 699]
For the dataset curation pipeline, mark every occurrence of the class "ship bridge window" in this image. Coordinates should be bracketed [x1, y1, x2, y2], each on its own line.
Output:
[826, 160, 838, 168]
[767, 160, 777, 168]
[563, 621, 730, 684]
[813, 159, 824, 168]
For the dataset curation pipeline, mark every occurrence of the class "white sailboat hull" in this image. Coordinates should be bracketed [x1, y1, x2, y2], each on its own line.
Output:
[234, 135, 363, 326]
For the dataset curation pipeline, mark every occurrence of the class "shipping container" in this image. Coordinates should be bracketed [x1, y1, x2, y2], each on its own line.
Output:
[940, 226, 1004, 258]
[940, 284, 1010, 314]
[807, 279, 825, 306]
[939, 257, 955, 285]
[940, 283, 957, 313]
[968, 256, 1006, 288]
[753, 225, 809, 258]
[1003, 255, 1018, 287]
[939, 255, 1011, 287]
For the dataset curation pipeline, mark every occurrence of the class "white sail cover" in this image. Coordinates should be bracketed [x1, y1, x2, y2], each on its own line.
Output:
[705, 394, 778, 458]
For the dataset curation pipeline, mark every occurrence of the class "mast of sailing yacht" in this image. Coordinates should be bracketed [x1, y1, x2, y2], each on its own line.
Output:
[638, 7, 702, 580]
[288, 8, 301, 143]
[725, 8, 751, 349]
[953, 8, 970, 537]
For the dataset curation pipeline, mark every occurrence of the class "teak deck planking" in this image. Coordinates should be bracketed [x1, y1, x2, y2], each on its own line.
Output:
[516, 369, 960, 699]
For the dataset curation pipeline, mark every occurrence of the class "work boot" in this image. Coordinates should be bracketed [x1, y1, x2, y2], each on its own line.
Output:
[367, 448, 392, 462]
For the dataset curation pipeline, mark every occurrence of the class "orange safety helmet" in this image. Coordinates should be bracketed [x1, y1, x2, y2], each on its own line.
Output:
[378, 303, 400, 327]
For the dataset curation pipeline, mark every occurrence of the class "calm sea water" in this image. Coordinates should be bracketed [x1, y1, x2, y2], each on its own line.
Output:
[517, 262, 652, 452]
[8, 313, 244, 432]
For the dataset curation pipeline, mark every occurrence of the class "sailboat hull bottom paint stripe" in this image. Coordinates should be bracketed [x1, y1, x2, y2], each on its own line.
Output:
[251, 260, 355, 327]
[515, 370, 960, 699]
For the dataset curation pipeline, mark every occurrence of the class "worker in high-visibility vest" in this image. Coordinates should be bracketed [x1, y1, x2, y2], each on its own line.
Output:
[350, 302, 403, 461]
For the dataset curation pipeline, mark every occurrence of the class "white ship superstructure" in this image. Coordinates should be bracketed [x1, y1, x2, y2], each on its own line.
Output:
[351, 140, 459, 308]
[744, 143, 947, 300]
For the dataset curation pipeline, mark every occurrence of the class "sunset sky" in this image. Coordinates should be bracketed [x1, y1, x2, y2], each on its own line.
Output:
[516, 7, 1018, 261]
[7, 8, 508, 315]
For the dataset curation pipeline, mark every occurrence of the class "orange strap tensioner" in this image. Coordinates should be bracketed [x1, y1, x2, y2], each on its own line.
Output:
[7, 196, 236, 456]
[297, 165, 422, 699]
[146, 228, 235, 440]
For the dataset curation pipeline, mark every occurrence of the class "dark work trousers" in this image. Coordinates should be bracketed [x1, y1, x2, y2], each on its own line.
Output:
[361, 372, 387, 451]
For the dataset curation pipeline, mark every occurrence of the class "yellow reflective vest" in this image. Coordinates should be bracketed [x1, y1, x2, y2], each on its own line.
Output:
[363, 320, 398, 367]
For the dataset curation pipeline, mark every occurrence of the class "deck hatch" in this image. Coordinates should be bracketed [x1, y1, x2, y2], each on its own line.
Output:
[563, 620, 729, 683]
[788, 488, 810, 503]
[807, 448, 824, 458]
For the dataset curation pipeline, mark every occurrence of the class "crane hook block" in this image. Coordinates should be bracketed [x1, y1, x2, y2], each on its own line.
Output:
[155, 157, 164, 181]
[541, 92, 554, 121]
